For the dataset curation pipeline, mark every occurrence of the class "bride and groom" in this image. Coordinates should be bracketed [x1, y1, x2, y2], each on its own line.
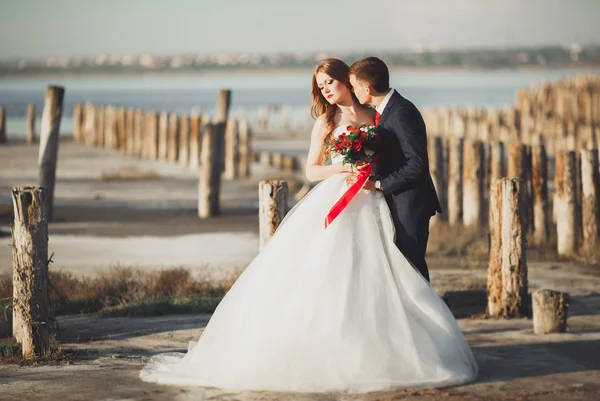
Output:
[139, 57, 478, 393]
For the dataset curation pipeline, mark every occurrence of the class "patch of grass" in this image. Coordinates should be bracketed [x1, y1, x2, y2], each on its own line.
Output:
[0, 266, 241, 322]
[0, 336, 77, 365]
[427, 222, 489, 259]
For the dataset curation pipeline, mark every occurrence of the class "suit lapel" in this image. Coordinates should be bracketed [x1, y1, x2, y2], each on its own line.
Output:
[378, 90, 401, 127]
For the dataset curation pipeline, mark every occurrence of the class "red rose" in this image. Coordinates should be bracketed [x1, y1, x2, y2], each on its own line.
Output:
[352, 140, 362, 152]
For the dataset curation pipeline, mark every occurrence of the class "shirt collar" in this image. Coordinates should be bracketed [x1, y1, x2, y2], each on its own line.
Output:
[375, 89, 395, 115]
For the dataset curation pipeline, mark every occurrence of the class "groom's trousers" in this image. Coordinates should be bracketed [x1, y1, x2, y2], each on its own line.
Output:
[392, 215, 431, 283]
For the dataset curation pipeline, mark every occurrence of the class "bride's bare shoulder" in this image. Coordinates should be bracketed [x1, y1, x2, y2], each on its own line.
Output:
[311, 115, 328, 138]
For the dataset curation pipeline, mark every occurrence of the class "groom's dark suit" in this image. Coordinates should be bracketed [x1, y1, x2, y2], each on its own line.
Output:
[377, 90, 442, 283]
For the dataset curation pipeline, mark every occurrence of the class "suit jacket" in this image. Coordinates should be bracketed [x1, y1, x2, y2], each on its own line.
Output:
[377, 91, 442, 224]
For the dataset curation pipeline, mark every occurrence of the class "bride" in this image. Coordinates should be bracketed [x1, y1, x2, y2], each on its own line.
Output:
[139, 58, 478, 393]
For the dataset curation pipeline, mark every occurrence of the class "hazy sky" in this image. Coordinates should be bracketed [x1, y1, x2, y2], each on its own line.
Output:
[1, 0, 599, 59]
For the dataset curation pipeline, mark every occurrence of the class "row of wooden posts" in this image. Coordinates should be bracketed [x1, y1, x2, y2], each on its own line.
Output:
[428, 134, 600, 257]
[71, 92, 262, 218]
[516, 75, 600, 125]
[71, 97, 252, 180]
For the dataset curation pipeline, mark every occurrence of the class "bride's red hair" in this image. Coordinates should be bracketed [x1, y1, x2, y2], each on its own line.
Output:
[310, 58, 361, 159]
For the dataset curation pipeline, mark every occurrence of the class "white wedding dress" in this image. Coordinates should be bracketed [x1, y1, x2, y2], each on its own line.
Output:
[139, 126, 478, 393]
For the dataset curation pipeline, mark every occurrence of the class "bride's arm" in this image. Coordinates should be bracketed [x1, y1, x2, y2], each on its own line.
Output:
[305, 116, 352, 182]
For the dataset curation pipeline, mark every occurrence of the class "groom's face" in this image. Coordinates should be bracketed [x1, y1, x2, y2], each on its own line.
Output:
[349, 74, 370, 105]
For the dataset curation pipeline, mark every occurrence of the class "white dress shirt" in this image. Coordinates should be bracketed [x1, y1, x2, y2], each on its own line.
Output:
[376, 89, 395, 116]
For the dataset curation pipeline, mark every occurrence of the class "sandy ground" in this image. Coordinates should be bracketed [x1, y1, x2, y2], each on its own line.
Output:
[1, 139, 600, 400]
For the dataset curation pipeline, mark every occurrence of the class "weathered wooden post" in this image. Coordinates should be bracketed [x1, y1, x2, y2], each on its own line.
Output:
[531, 143, 550, 246]
[133, 108, 143, 156]
[507, 142, 532, 230]
[0, 106, 7, 144]
[448, 137, 464, 225]
[429, 136, 446, 224]
[463, 139, 484, 227]
[555, 151, 579, 257]
[179, 113, 190, 166]
[158, 112, 169, 161]
[117, 107, 126, 151]
[26, 104, 37, 144]
[487, 182, 503, 317]
[83, 104, 96, 146]
[580, 149, 599, 254]
[189, 112, 202, 170]
[198, 123, 221, 218]
[223, 119, 239, 180]
[238, 118, 251, 178]
[210, 89, 230, 189]
[103, 106, 115, 149]
[260, 151, 271, 167]
[125, 108, 135, 155]
[259, 180, 289, 251]
[499, 178, 529, 318]
[38, 86, 65, 222]
[146, 111, 159, 159]
[532, 290, 569, 334]
[167, 112, 179, 163]
[11, 186, 50, 358]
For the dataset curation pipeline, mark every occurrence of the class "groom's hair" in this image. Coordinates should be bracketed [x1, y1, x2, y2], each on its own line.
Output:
[349, 57, 390, 94]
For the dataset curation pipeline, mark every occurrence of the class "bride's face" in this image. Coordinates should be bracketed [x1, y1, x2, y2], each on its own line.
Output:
[315, 72, 350, 105]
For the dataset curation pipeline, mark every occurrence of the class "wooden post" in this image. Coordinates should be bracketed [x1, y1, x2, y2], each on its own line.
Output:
[489, 141, 505, 186]
[198, 123, 222, 218]
[463, 139, 484, 227]
[448, 138, 463, 225]
[223, 119, 239, 180]
[0, 106, 7, 144]
[167, 112, 179, 163]
[27, 104, 36, 144]
[104, 106, 115, 149]
[215, 90, 232, 174]
[429, 136, 446, 224]
[260, 151, 271, 166]
[117, 107, 126, 151]
[531, 143, 550, 246]
[133, 108, 143, 156]
[189, 112, 202, 170]
[259, 180, 289, 251]
[179, 113, 190, 166]
[146, 111, 158, 159]
[555, 151, 579, 257]
[507, 142, 532, 230]
[83, 104, 96, 146]
[499, 178, 529, 318]
[125, 108, 135, 155]
[580, 149, 600, 254]
[37, 86, 65, 222]
[11, 186, 50, 358]
[487, 182, 503, 317]
[158, 112, 169, 161]
[532, 290, 569, 334]
[238, 118, 251, 178]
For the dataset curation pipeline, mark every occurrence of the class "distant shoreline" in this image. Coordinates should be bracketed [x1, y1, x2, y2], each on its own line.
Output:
[2, 64, 599, 80]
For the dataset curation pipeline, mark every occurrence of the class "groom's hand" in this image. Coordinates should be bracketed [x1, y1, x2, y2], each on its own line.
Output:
[362, 179, 376, 191]
[345, 172, 358, 185]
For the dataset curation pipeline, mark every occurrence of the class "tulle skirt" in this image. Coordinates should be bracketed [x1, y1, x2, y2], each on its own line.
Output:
[139, 173, 478, 393]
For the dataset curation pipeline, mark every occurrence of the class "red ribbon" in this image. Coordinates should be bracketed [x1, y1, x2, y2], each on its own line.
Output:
[324, 164, 373, 228]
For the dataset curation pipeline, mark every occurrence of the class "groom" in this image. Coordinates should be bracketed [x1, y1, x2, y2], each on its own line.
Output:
[347, 57, 441, 283]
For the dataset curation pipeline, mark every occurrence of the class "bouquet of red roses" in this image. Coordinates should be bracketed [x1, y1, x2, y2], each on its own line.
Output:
[328, 122, 381, 166]
[324, 122, 382, 228]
